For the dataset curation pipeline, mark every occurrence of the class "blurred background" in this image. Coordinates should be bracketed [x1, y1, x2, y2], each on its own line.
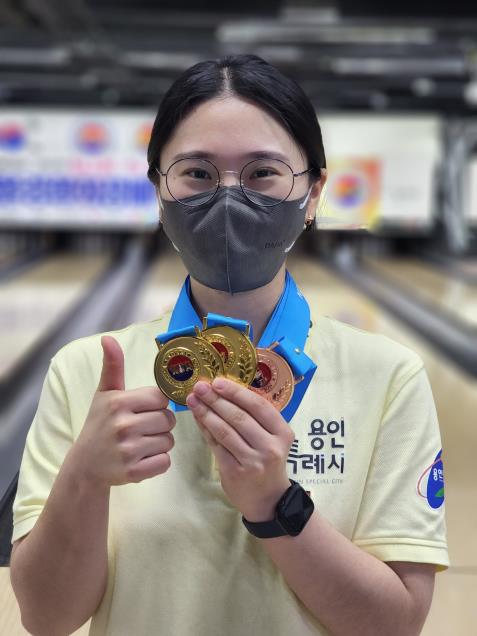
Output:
[0, 1, 476, 634]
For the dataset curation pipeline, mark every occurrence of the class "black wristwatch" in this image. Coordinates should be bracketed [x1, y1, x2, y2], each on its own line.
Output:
[242, 479, 314, 538]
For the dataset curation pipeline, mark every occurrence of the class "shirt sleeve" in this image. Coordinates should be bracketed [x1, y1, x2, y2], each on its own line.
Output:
[11, 354, 74, 544]
[352, 358, 450, 572]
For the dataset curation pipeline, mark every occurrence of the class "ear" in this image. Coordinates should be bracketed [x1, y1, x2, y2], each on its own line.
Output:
[305, 168, 327, 221]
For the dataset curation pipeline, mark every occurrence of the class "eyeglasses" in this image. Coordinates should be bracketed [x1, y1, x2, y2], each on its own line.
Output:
[154, 157, 318, 207]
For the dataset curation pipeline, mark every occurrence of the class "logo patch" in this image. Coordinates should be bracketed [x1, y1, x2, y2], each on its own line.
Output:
[417, 449, 445, 509]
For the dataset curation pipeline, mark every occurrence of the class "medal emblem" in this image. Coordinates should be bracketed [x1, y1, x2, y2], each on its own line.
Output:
[250, 344, 295, 411]
[200, 320, 257, 385]
[154, 333, 224, 405]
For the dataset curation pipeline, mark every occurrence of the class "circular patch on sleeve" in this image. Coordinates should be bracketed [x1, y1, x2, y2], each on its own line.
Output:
[426, 449, 445, 509]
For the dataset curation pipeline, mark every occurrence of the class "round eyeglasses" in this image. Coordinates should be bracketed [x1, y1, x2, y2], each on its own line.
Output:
[154, 157, 318, 207]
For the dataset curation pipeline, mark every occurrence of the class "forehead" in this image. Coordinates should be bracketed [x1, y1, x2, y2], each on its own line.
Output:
[160, 96, 304, 165]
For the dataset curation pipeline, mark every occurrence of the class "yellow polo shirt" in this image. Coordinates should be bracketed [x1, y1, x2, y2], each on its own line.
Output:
[12, 310, 449, 636]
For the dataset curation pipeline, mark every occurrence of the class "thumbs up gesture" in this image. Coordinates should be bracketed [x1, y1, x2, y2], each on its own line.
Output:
[72, 336, 176, 488]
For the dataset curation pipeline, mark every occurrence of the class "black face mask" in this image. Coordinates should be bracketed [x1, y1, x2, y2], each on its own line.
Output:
[160, 184, 312, 294]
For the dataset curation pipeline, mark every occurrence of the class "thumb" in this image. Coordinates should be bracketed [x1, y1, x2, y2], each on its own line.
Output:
[98, 335, 125, 392]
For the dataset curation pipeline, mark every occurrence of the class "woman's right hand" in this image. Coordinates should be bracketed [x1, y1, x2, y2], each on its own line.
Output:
[71, 335, 176, 489]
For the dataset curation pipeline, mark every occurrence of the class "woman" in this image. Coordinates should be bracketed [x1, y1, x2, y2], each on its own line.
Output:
[10, 55, 448, 636]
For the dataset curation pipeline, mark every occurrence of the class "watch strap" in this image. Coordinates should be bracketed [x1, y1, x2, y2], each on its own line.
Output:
[242, 480, 312, 539]
[242, 515, 289, 538]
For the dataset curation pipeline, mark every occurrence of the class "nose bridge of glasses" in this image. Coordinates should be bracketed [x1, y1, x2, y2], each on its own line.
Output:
[219, 169, 241, 187]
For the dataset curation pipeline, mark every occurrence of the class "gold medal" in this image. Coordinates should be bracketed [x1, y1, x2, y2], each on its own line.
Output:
[200, 321, 257, 386]
[249, 344, 295, 411]
[154, 333, 224, 405]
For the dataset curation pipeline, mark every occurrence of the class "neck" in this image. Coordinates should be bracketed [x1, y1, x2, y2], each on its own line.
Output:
[189, 264, 287, 346]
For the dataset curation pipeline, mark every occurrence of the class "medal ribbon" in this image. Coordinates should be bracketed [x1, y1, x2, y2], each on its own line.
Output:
[161, 270, 317, 422]
[205, 313, 253, 339]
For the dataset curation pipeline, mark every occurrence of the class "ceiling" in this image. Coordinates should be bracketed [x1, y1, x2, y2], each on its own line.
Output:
[1, 0, 477, 112]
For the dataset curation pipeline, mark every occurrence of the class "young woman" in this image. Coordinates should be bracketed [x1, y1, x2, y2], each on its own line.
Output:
[10, 55, 448, 636]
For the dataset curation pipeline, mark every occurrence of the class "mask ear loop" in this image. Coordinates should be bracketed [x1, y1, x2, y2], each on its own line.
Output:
[154, 166, 165, 223]
[299, 183, 314, 210]
[156, 188, 165, 223]
[300, 184, 314, 231]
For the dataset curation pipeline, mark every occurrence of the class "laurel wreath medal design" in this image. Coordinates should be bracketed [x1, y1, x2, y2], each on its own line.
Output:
[200, 324, 258, 385]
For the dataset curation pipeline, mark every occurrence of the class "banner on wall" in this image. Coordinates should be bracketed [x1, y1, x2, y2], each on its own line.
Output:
[316, 114, 442, 232]
[317, 157, 381, 230]
[0, 109, 158, 230]
[0, 110, 442, 232]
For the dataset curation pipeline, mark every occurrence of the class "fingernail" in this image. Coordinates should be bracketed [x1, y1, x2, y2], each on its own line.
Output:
[194, 382, 210, 396]
[212, 378, 226, 390]
[187, 393, 200, 408]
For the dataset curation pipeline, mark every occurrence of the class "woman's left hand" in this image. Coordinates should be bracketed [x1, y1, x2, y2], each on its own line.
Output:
[186, 376, 295, 522]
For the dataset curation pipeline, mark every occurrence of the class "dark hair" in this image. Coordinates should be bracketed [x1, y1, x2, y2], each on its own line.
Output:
[146, 54, 326, 185]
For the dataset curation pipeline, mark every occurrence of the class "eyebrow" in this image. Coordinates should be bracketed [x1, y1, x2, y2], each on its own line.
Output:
[170, 150, 291, 162]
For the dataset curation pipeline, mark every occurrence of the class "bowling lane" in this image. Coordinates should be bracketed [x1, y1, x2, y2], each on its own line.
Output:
[460, 260, 477, 277]
[448, 257, 477, 279]
[132, 245, 188, 324]
[361, 255, 477, 329]
[0, 236, 28, 267]
[0, 252, 111, 381]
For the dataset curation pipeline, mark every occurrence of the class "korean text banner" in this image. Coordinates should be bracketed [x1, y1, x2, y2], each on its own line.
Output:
[0, 108, 158, 230]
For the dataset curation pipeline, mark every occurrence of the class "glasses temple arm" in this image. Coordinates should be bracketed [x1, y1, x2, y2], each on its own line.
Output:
[293, 167, 321, 177]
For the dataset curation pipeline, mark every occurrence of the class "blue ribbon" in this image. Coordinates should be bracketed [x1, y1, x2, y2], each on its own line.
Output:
[205, 313, 252, 338]
[156, 270, 317, 423]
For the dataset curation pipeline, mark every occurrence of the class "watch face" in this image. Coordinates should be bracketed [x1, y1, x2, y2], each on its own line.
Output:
[278, 485, 314, 536]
